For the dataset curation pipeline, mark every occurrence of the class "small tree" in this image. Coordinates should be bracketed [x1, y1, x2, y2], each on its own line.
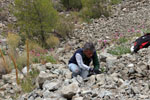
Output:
[13, 0, 58, 47]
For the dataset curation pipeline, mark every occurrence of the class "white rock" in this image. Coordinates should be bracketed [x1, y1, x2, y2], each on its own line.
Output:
[22, 66, 32, 75]
[139, 95, 149, 99]
[35, 97, 43, 100]
[73, 97, 84, 100]
[45, 63, 52, 68]
[127, 64, 134, 67]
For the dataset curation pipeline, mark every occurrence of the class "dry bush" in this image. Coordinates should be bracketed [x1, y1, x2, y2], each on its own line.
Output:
[16, 52, 28, 71]
[55, 15, 74, 37]
[28, 41, 43, 52]
[0, 59, 7, 76]
[7, 32, 21, 49]
[46, 35, 60, 48]
[80, 0, 111, 21]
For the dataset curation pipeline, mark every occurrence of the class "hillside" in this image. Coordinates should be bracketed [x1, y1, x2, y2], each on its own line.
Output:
[0, 0, 150, 100]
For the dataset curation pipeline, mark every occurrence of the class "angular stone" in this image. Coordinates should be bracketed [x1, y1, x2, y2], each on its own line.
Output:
[43, 90, 51, 98]
[65, 71, 72, 79]
[32, 64, 46, 72]
[139, 95, 149, 99]
[35, 97, 43, 100]
[106, 57, 117, 68]
[87, 75, 96, 86]
[2, 72, 24, 83]
[43, 80, 60, 91]
[127, 64, 134, 67]
[73, 97, 84, 100]
[99, 90, 112, 98]
[45, 63, 52, 68]
[81, 89, 92, 95]
[36, 71, 58, 87]
[76, 75, 83, 84]
[61, 83, 79, 99]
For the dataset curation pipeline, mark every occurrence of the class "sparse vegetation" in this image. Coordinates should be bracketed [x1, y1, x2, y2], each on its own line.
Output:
[107, 45, 131, 56]
[20, 68, 39, 93]
[118, 37, 128, 44]
[7, 33, 21, 55]
[101, 66, 106, 73]
[0, 49, 9, 73]
[44, 55, 57, 64]
[46, 35, 60, 48]
[110, 0, 122, 5]
[16, 52, 30, 71]
[55, 15, 74, 37]
[21, 68, 39, 92]
[80, 0, 111, 21]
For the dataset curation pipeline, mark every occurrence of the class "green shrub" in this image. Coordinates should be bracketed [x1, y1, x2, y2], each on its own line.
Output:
[118, 37, 128, 44]
[16, 51, 32, 71]
[46, 35, 60, 48]
[13, 0, 59, 47]
[141, 29, 150, 34]
[80, 0, 111, 20]
[110, 0, 122, 5]
[45, 55, 57, 64]
[101, 66, 106, 73]
[21, 68, 39, 93]
[32, 57, 39, 63]
[61, 0, 82, 11]
[21, 77, 34, 92]
[107, 45, 131, 56]
[29, 68, 39, 78]
[7, 32, 21, 50]
[55, 15, 74, 37]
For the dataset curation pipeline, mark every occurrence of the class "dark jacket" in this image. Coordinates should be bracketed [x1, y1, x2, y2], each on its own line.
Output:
[69, 48, 100, 69]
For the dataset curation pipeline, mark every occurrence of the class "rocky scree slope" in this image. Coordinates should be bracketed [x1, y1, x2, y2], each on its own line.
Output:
[0, 0, 150, 100]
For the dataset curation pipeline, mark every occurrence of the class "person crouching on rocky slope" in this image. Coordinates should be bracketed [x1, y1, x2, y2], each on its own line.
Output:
[68, 42, 100, 79]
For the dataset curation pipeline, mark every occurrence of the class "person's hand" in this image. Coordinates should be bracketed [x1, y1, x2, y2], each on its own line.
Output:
[89, 67, 94, 73]
[93, 68, 101, 74]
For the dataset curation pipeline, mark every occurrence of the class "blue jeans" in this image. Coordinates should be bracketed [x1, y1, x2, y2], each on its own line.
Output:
[68, 63, 89, 79]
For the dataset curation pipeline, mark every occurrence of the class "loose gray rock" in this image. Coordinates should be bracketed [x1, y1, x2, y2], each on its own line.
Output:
[43, 80, 60, 91]
[61, 83, 79, 99]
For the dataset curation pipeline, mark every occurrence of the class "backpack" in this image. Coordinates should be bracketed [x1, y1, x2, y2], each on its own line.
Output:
[132, 33, 150, 53]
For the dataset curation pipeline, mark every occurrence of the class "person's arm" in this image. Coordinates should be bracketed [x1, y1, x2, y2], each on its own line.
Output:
[75, 53, 90, 70]
[93, 51, 100, 70]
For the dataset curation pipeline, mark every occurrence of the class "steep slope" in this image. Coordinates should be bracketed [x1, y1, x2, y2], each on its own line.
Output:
[0, 0, 150, 100]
